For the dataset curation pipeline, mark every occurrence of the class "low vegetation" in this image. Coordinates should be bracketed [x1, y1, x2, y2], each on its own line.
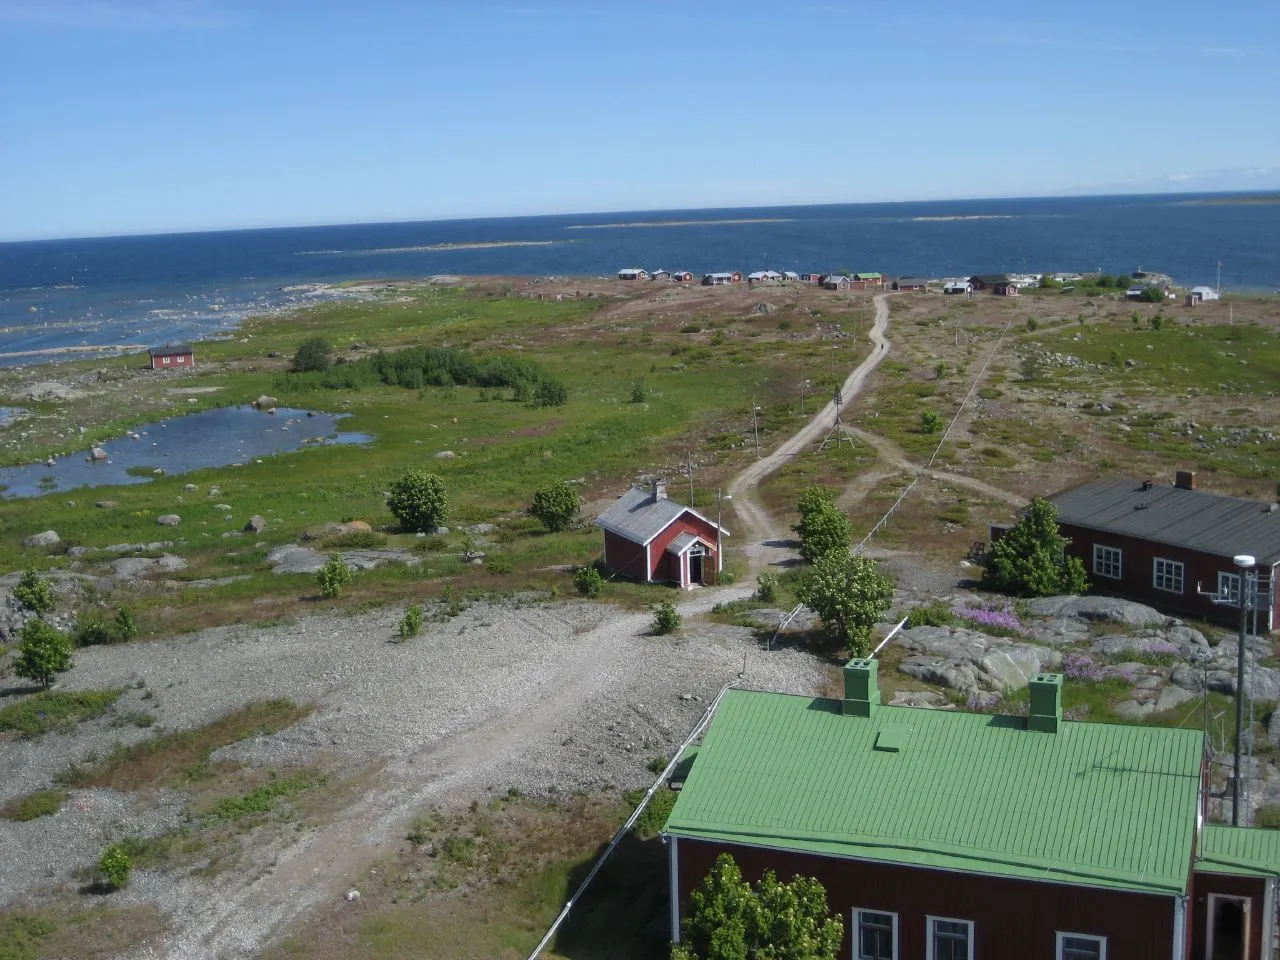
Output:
[983, 497, 1088, 597]
[0, 789, 67, 822]
[316, 553, 353, 600]
[0, 690, 122, 739]
[651, 598, 682, 635]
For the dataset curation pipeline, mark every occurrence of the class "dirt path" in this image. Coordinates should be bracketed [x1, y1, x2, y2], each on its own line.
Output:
[727, 293, 893, 573]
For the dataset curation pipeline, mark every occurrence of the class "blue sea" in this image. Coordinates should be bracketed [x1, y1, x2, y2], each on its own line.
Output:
[1, 193, 1276, 367]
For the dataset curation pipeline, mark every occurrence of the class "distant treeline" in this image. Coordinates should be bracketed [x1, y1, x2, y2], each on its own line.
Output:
[282, 344, 567, 405]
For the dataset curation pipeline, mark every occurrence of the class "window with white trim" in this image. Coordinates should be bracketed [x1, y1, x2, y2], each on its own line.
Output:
[1153, 557, 1184, 594]
[1218, 571, 1261, 608]
[854, 909, 897, 960]
[1056, 932, 1106, 960]
[1092, 544, 1122, 579]
[926, 917, 972, 960]
[161, 356, 171, 365]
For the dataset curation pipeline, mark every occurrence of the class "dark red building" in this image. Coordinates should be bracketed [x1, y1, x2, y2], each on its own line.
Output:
[147, 343, 195, 370]
[663, 664, 1280, 960]
[1049, 473, 1280, 630]
[594, 481, 727, 589]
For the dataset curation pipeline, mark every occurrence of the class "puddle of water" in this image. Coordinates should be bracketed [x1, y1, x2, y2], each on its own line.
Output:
[0, 407, 25, 427]
[0, 405, 369, 499]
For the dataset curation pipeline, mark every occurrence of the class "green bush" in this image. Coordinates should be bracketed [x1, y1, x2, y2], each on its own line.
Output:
[317, 553, 353, 600]
[983, 497, 1089, 597]
[629, 382, 647, 404]
[1255, 803, 1280, 829]
[625, 786, 677, 840]
[906, 601, 956, 629]
[533, 378, 568, 407]
[651, 598, 682, 635]
[72, 608, 137, 646]
[921, 409, 943, 434]
[13, 619, 73, 689]
[290, 336, 333, 373]
[528, 480, 580, 532]
[114, 608, 138, 641]
[320, 530, 387, 550]
[98, 843, 132, 890]
[0, 789, 66, 822]
[755, 573, 779, 604]
[13, 569, 55, 616]
[397, 604, 423, 641]
[485, 555, 513, 575]
[574, 565, 603, 597]
[387, 470, 449, 533]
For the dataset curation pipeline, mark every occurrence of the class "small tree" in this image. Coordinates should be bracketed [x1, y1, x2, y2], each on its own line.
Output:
[673, 853, 843, 960]
[290, 336, 333, 373]
[13, 619, 74, 689]
[1151, 314, 1164, 331]
[13, 568, 55, 616]
[652, 598, 681, 635]
[795, 552, 895, 656]
[793, 486, 852, 563]
[755, 573, 779, 604]
[387, 470, 449, 532]
[933, 361, 947, 380]
[397, 603, 423, 641]
[114, 608, 138, 641]
[98, 843, 132, 890]
[982, 496, 1089, 597]
[574, 564, 603, 597]
[529, 480, 580, 532]
[533, 378, 568, 407]
[630, 382, 648, 404]
[317, 553, 353, 599]
[920, 409, 943, 434]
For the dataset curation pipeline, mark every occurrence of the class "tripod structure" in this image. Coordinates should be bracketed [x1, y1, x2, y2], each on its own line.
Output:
[817, 388, 857, 452]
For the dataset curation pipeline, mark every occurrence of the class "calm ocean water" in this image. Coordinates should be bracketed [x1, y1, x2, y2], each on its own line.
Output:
[0, 194, 1276, 367]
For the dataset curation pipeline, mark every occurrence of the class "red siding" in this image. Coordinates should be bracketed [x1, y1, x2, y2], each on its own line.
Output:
[676, 838, 1177, 960]
[151, 353, 194, 370]
[1190, 870, 1269, 960]
[1059, 523, 1277, 629]
[602, 530, 647, 580]
[648, 512, 721, 584]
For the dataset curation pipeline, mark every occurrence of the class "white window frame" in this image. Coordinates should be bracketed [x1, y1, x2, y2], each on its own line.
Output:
[925, 916, 973, 960]
[1093, 544, 1122, 580]
[1153, 557, 1184, 594]
[1056, 932, 1107, 960]
[161, 355, 171, 365]
[853, 908, 898, 960]
[1219, 571, 1262, 608]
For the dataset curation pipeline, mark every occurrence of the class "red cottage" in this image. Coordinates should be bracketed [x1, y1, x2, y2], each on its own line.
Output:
[663, 664, 1280, 960]
[148, 343, 195, 370]
[594, 480, 728, 589]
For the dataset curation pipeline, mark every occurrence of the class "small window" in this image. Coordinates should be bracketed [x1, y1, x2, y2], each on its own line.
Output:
[1057, 932, 1106, 960]
[1153, 558, 1184, 594]
[161, 356, 171, 365]
[926, 917, 972, 960]
[1093, 544, 1122, 579]
[854, 909, 897, 960]
[1219, 572, 1260, 608]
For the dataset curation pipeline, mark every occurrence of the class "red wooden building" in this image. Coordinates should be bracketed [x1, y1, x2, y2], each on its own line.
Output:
[594, 481, 728, 589]
[1049, 473, 1280, 630]
[664, 664, 1280, 959]
[147, 343, 195, 370]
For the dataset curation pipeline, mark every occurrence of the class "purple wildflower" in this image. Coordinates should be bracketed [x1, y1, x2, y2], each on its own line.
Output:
[951, 601, 1025, 635]
[1062, 651, 1105, 682]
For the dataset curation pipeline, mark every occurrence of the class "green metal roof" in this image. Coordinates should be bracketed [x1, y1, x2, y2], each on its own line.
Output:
[664, 689, 1205, 895]
[1198, 825, 1280, 878]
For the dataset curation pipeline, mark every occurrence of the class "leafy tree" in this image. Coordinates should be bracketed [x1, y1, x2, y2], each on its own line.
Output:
[795, 552, 895, 656]
[1025, 316, 1038, 332]
[1150, 313, 1164, 331]
[290, 336, 333, 373]
[1139, 286, 1164, 303]
[574, 564, 604, 597]
[672, 853, 844, 960]
[98, 843, 132, 890]
[529, 480, 580, 532]
[1039, 273, 1061, 289]
[920, 409, 943, 434]
[652, 598, 682, 635]
[630, 382, 648, 404]
[1019, 355, 1042, 382]
[755, 573, 779, 604]
[387, 469, 449, 532]
[317, 553, 353, 599]
[982, 496, 1089, 597]
[114, 608, 138, 641]
[13, 619, 74, 689]
[533, 378, 568, 407]
[793, 486, 852, 563]
[13, 568, 55, 616]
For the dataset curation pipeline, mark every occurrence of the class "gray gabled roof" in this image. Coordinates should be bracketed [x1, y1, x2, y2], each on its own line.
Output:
[667, 531, 712, 555]
[148, 343, 193, 356]
[594, 487, 727, 546]
[1050, 477, 1280, 566]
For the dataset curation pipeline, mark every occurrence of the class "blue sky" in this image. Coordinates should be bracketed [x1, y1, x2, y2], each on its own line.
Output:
[1, 0, 1277, 240]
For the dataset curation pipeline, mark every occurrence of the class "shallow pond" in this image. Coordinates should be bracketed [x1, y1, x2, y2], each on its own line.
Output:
[0, 405, 369, 499]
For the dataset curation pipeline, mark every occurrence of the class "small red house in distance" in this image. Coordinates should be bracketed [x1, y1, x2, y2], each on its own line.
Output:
[594, 480, 728, 588]
[148, 343, 194, 370]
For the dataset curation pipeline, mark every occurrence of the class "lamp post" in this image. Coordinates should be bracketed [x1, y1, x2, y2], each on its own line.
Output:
[716, 491, 732, 576]
[752, 406, 762, 460]
[1232, 553, 1255, 827]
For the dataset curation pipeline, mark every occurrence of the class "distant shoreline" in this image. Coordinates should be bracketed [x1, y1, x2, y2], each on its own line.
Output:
[1179, 194, 1280, 206]
[565, 218, 792, 229]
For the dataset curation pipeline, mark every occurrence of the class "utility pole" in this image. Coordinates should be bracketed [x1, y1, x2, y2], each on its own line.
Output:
[752, 405, 761, 460]
[1217, 260, 1222, 297]
[1232, 554, 1253, 826]
[687, 458, 694, 507]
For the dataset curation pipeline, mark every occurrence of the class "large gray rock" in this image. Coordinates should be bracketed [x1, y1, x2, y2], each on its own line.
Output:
[110, 554, 188, 579]
[244, 515, 267, 533]
[1024, 616, 1091, 647]
[1026, 595, 1166, 627]
[1204, 663, 1280, 702]
[1269, 711, 1280, 751]
[156, 514, 181, 527]
[267, 545, 421, 575]
[1091, 626, 1210, 661]
[21, 530, 59, 548]
[896, 626, 1061, 696]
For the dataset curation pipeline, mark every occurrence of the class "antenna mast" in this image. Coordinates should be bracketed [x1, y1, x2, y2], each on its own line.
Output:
[817, 387, 857, 452]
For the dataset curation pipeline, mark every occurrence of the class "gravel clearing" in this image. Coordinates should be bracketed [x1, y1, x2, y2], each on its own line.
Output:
[1, 586, 829, 959]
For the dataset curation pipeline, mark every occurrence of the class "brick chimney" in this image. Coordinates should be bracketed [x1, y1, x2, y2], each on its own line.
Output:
[1174, 470, 1196, 491]
[651, 479, 667, 501]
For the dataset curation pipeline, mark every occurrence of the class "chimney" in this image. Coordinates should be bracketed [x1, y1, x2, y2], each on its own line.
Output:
[1175, 470, 1196, 491]
[842, 658, 880, 717]
[1028, 674, 1063, 733]
[651, 479, 668, 501]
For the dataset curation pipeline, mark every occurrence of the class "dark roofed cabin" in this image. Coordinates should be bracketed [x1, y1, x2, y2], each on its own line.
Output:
[594, 480, 728, 589]
[147, 343, 194, 370]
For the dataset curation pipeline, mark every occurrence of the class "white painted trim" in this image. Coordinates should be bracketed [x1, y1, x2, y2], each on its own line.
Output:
[1055, 932, 1107, 960]
[1092, 543, 1122, 580]
[1152, 557, 1185, 594]
[925, 916, 973, 960]
[645, 541, 651, 583]
[1263, 878, 1276, 960]
[1171, 894, 1186, 960]
[669, 836, 680, 943]
[852, 908, 899, 960]
[1206, 893, 1251, 960]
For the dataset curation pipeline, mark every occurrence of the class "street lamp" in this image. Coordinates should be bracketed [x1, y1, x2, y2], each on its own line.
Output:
[752, 406, 762, 460]
[1232, 553, 1255, 826]
[716, 491, 732, 577]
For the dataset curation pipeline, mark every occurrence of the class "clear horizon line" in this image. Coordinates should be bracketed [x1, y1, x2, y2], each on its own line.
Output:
[3, 186, 1277, 246]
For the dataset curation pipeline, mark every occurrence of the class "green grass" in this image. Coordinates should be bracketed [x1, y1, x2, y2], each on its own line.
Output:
[0, 906, 164, 960]
[204, 771, 322, 822]
[0, 790, 67, 822]
[0, 690, 123, 739]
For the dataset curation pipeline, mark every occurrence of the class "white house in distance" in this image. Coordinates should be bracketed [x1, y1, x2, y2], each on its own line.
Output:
[618, 268, 650, 280]
[1186, 285, 1221, 306]
[942, 280, 973, 296]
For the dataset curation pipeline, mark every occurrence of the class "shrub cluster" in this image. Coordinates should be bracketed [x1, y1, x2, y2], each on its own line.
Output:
[651, 598, 682, 635]
[573, 565, 603, 597]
